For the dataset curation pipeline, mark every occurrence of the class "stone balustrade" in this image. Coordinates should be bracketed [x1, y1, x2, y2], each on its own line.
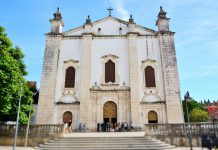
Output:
[145, 123, 218, 136]
[144, 123, 218, 146]
[0, 124, 64, 146]
[0, 124, 63, 137]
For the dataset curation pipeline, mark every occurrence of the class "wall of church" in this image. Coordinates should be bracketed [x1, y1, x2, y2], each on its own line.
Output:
[91, 38, 129, 86]
[136, 37, 165, 102]
[53, 104, 80, 130]
[89, 90, 131, 130]
[55, 39, 82, 103]
[141, 103, 167, 125]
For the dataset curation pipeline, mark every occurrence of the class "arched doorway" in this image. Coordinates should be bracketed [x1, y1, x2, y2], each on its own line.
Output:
[63, 111, 72, 124]
[103, 101, 117, 124]
[148, 111, 158, 123]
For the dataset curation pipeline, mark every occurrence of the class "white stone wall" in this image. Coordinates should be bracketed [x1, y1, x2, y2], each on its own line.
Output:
[53, 104, 80, 130]
[137, 37, 165, 102]
[91, 38, 129, 86]
[55, 39, 82, 103]
[54, 35, 164, 104]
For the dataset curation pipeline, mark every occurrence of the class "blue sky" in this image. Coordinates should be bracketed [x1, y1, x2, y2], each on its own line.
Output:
[0, 0, 218, 101]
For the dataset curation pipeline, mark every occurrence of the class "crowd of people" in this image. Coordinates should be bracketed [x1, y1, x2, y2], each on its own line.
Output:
[63, 121, 133, 133]
[79, 122, 87, 132]
[97, 122, 133, 132]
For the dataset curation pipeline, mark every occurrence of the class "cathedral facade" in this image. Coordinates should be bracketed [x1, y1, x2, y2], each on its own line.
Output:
[36, 7, 184, 130]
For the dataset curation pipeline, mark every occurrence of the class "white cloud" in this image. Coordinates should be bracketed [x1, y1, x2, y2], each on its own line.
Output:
[110, 0, 130, 20]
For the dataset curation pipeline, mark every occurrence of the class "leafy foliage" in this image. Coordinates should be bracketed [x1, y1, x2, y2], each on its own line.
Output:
[189, 109, 208, 122]
[27, 81, 39, 104]
[182, 99, 207, 122]
[0, 26, 32, 124]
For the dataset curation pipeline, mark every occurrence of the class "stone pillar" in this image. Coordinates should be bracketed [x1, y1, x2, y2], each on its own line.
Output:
[36, 34, 62, 124]
[127, 15, 142, 128]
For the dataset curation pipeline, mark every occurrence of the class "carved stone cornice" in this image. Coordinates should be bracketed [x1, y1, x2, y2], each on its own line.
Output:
[55, 101, 80, 105]
[140, 101, 165, 105]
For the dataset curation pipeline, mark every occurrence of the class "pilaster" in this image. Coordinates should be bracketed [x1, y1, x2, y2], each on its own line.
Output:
[79, 33, 92, 127]
[128, 32, 142, 128]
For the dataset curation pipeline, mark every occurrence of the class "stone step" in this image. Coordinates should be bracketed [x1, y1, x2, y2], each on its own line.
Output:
[45, 141, 161, 144]
[36, 147, 175, 150]
[36, 134, 175, 150]
[57, 137, 151, 139]
[50, 139, 158, 142]
[41, 142, 171, 146]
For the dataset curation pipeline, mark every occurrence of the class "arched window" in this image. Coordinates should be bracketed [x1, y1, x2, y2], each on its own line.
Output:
[65, 66, 75, 88]
[145, 66, 156, 87]
[105, 59, 115, 83]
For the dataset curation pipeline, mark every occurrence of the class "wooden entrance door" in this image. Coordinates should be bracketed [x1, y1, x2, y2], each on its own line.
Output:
[148, 111, 158, 123]
[63, 111, 72, 124]
[103, 101, 117, 123]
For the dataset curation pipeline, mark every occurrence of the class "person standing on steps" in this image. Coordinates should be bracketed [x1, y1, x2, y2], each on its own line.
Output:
[83, 123, 86, 132]
[64, 122, 68, 133]
[79, 123, 82, 132]
[68, 120, 72, 133]
[97, 122, 100, 132]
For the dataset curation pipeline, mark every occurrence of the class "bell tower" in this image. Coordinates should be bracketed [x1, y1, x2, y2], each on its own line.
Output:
[36, 8, 63, 124]
[156, 6, 184, 123]
[156, 6, 170, 32]
[49, 8, 64, 33]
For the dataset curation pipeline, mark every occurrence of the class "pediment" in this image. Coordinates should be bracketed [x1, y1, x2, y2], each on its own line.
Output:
[64, 59, 79, 64]
[142, 93, 161, 102]
[142, 59, 156, 64]
[101, 54, 119, 59]
[63, 16, 156, 36]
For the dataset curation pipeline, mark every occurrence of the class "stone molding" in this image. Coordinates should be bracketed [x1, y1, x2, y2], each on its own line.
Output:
[100, 54, 120, 86]
[60, 59, 79, 102]
[142, 93, 161, 103]
[141, 59, 159, 95]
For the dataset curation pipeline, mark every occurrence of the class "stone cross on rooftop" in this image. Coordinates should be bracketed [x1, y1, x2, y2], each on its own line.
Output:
[107, 7, 113, 16]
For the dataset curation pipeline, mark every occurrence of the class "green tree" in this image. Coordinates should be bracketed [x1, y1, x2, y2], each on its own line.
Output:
[0, 26, 32, 124]
[27, 81, 39, 104]
[182, 99, 204, 122]
[189, 108, 208, 122]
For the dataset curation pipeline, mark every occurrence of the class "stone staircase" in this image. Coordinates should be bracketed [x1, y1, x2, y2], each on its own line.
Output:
[35, 132, 175, 150]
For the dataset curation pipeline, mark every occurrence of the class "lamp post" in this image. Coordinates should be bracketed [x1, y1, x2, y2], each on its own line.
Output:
[13, 82, 23, 150]
[24, 92, 37, 147]
[184, 91, 193, 150]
